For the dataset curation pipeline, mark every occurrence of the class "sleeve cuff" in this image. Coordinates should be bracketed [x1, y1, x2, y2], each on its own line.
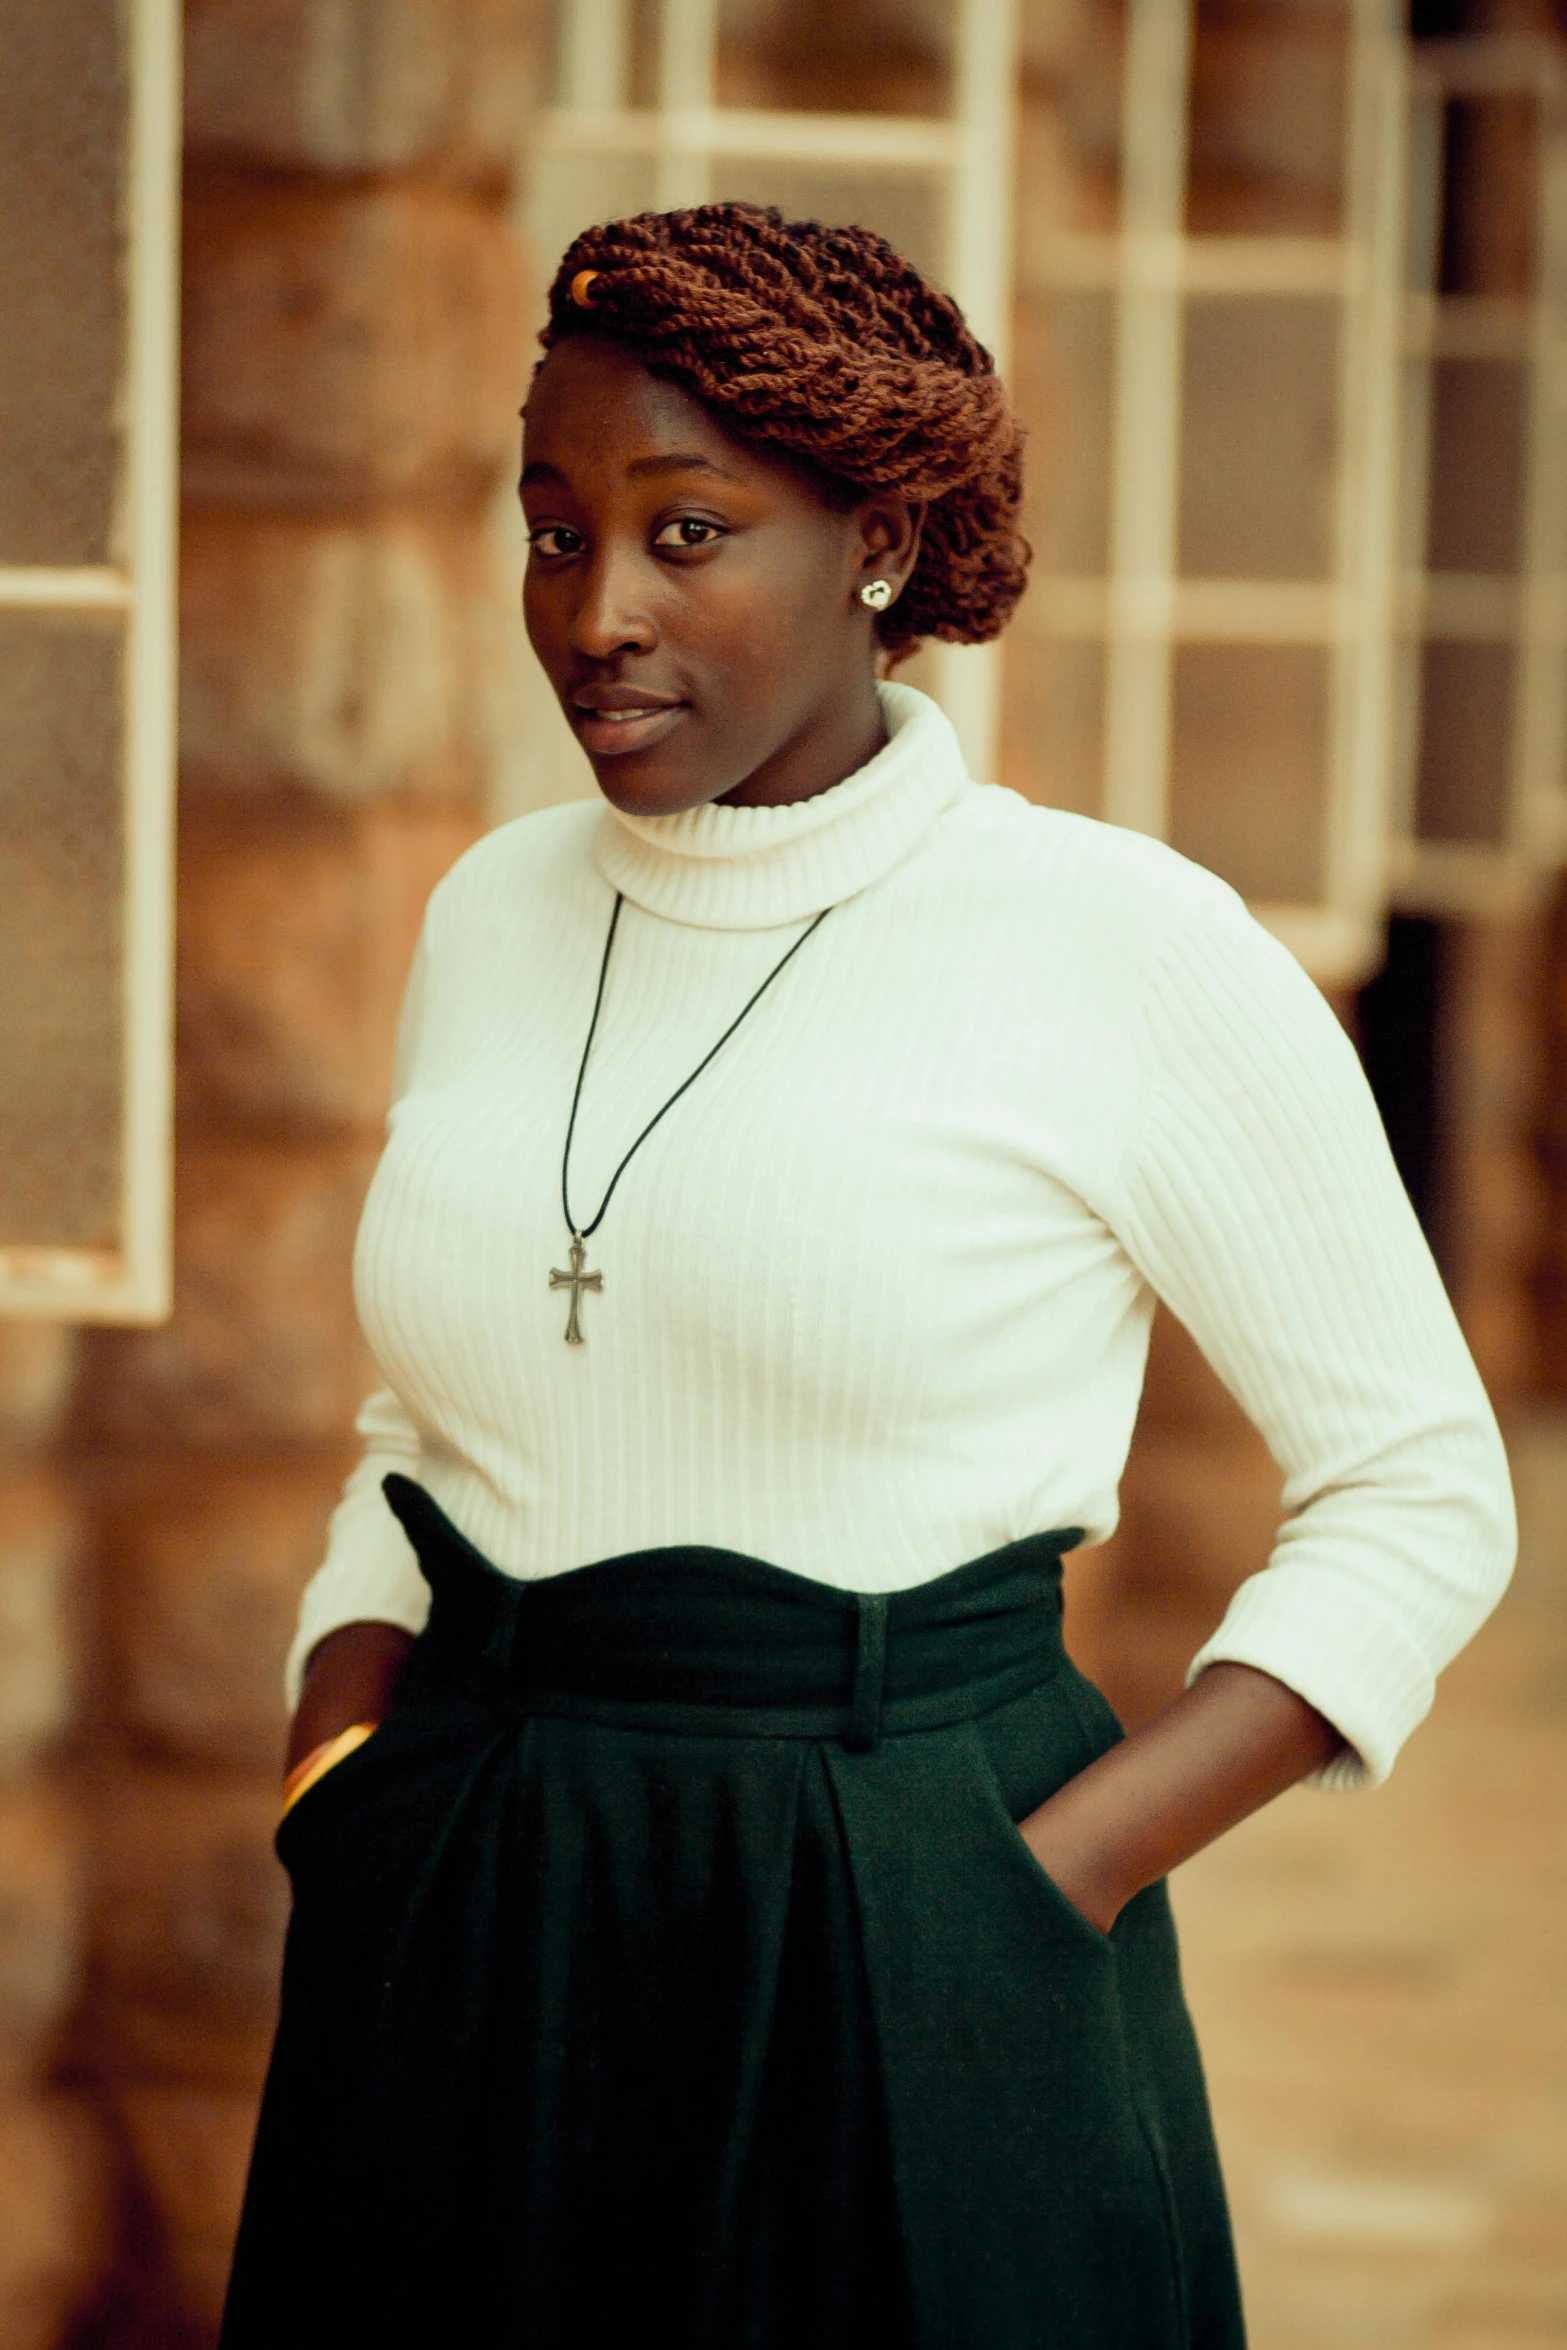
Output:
[1186, 1562, 1439, 1790]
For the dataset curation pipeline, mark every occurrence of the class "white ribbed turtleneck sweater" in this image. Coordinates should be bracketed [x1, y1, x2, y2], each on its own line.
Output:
[289, 685, 1514, 1789]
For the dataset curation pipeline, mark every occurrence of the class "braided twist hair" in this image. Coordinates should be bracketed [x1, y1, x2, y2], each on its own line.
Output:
[539, 203, 1028, 658]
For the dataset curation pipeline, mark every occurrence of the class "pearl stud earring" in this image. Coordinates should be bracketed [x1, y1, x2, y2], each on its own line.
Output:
[858, 579, 893, 611]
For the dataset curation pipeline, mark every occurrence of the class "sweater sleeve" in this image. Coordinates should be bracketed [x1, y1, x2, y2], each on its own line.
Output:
[282, 937, 436, 1708]
[1108, 882, 1515, 1789]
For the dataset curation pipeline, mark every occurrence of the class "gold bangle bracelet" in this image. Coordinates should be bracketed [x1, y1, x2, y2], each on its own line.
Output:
[281, 1721, 378, 1817]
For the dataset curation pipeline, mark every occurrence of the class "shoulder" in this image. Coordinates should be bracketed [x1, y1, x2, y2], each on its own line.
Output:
[419, 801, 605, 960]
[929, 789, 1346, 1101]
[428, 801, 601, 919]
[956, 785, 1239, 920]
[939, 784, 1263, 987]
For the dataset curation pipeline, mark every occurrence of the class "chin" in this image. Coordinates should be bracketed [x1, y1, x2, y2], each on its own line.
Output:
[591, 759, 727, 818]
[587, 742, 737, 827]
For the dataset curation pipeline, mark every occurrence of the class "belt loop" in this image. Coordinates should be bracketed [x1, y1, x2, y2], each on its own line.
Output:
[845, 1593, 889, 1753]
[482, 1581, 525, 1678]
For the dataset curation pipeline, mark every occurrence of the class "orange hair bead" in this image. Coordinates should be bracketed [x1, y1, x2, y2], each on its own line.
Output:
[569, 269, 601, 309]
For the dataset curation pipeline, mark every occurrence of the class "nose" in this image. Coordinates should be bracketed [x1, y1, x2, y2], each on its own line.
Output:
[569, 541, 657, 663]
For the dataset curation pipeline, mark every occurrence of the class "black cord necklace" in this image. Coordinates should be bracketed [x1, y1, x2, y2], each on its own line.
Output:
[549, 891, 834, 1343]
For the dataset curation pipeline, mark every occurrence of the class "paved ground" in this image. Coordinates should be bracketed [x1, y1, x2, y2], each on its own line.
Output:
[1171, 1418, 1567, 2349]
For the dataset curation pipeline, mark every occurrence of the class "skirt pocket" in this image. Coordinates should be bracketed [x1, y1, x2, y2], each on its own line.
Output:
[967, 1730, 1116, 1955]
[273, 1720, 387, 1867]
[827, 1716, 1190, 2348]
[956, 1695, 1190, 2339]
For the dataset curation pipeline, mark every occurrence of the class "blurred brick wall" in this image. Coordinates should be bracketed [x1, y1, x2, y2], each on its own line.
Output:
[0, 1326, 106, 2350]
[39, 7, 542, 2341]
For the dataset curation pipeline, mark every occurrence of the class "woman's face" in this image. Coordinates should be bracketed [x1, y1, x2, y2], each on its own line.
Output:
[520, 335, 919, 815]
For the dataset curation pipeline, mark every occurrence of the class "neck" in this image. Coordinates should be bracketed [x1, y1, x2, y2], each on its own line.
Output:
[716, 671, 887, 810]
[592, 681, 973, 932]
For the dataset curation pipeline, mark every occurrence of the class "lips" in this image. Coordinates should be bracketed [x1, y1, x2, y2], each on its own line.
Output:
[571, 687, 688, 758]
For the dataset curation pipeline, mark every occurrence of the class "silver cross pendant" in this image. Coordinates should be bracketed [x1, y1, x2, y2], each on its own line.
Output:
[549, 1234, 603, 1345]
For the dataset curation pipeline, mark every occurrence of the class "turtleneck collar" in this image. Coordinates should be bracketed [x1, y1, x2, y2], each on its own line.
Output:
[592, 682, 973, 930]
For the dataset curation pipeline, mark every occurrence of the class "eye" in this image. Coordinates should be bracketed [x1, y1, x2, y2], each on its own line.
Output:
[528, 524, 584, 559]
[652, 516, 724, 550]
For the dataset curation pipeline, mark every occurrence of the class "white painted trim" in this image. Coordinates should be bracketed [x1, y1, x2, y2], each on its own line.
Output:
[654, 0, 714, 207]
[1035, 577, 1354, 642]
[950, 0, 1019, 366]
[541, 107, 961, 169]
[1324, 0, 1407, 936]
[1028, 232, 1349, 297]
[0, 567, 133, 610]
[1101, 0, 1193, 838]
[557, 0, 630, 110]
[928, 0, 1020, 784]
[115, 0, 181, 1324]
[0, 1248, 135, 1319]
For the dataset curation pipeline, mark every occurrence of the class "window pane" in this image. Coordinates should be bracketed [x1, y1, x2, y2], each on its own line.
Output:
[1414, 640, 1512, 846]
[707, 163, 943, 281]
[1169, 642, 1327, 901]
[1186, 0, 1347, 237]
[0, 0, 127, 566]
[0, 614, 125, 1249]
[529, 152, 660, 287]
[1179, 295, 1339, 580]
[1425, 357, 1527, 576]
[1438, 96, 1537, 300]
[1001, 631, 1105, 819]
[717, 0, 952, 116]
[1016, 290, 1115, 576]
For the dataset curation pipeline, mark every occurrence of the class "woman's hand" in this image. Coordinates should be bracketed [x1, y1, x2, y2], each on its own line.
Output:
[1019, 1662, 1345, 1934]
[284, 1620, 418, 1777]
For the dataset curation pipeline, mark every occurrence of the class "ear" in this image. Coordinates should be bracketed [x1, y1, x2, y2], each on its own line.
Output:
[853, 496, 925, 603]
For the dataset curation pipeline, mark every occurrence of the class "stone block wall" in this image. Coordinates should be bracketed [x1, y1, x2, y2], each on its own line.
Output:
[46, 7, 542, 2340]
[0, 1328, 107, 2350]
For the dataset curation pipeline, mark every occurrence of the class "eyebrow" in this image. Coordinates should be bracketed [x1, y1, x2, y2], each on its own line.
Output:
[519, 451, 737, 489]
[628, 452, 736, 481]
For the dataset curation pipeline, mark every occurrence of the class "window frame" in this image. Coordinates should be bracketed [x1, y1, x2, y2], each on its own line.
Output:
[0, 0, 180, 1322]
[1388, 33, 1567, 918]
[1027, 0, 1410, 987]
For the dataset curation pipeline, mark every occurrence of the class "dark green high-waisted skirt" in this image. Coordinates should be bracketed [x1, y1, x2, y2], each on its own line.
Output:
[221, 1475, 1245, 2349]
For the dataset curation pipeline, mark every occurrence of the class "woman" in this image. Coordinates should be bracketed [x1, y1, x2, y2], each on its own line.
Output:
[221, 205, 1513, 2349]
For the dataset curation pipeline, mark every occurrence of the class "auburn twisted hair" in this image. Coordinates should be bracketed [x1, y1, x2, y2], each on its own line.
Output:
[539, 203, 1028, 658]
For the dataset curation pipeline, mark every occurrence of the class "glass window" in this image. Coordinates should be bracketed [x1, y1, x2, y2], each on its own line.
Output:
[0, 0, 180, 1320]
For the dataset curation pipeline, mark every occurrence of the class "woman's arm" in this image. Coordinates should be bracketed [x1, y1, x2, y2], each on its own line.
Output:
[284, 1621, 417, 1775]
[1098, 882, 1512, 1792]
[282, 935, 436, 1724]
[1020, 1662, 1342, 1933]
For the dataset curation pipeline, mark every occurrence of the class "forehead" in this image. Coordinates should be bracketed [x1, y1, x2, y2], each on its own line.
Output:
[523, 335, 743, 474]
